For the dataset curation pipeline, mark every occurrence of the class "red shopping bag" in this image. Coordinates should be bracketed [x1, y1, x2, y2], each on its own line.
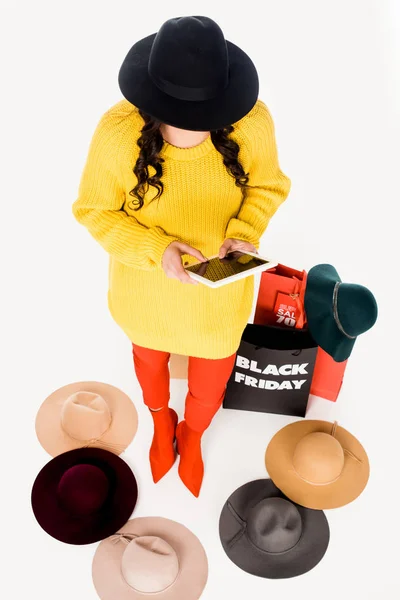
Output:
[310, 347, 348, 402]
[254, 264, 307, 330]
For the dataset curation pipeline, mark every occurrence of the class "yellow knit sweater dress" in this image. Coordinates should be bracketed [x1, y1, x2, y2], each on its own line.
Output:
[73, 99, 291, 359]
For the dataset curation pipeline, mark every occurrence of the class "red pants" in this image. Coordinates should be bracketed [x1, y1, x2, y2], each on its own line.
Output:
[132, 343, 237, 433]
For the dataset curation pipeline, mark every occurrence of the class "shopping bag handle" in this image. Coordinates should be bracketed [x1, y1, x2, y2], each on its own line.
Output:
[291, 273, 308, 329]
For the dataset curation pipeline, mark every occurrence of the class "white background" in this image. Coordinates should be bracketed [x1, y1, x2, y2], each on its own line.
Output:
[1, 1, 399, 598]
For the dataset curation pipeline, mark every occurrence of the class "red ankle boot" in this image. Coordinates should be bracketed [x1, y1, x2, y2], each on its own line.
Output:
[176, 421, 204, 498]
[149, 408, 178, 483]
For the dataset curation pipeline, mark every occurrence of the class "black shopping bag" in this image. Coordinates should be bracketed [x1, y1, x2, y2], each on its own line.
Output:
[223, 324, 318, 417]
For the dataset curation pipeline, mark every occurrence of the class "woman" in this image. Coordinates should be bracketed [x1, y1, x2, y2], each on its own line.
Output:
[73, 16, 291, 497]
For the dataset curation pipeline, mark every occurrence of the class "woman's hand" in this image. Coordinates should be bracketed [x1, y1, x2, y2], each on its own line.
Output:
[162, 241, 208, 284]
[218, 238, 258, 259]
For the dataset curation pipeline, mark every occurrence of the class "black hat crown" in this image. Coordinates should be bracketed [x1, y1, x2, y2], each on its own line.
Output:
[148, 16, 229, 102]
[118, 15, 259, 130]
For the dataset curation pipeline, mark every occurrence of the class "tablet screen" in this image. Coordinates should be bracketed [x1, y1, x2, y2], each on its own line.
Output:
[185, 251, 271, 283]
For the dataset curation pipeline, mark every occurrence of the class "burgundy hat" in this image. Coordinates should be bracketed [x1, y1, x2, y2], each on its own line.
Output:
[31, 448, 138, 545]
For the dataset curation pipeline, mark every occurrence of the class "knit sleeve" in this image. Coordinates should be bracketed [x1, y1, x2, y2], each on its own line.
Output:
[72, 111, 179, 270]
[225, 101, 291, 248]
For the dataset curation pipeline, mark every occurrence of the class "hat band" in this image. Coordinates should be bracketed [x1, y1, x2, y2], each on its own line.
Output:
[111, 532, 139, 545]
[291, 467, 342, 486]
[148, 68, 228, 102]
[60, 421, 126, 453]
[291, 446, 363, 486]
[111, 533, 180, 593]
[332, 282, 357, 340]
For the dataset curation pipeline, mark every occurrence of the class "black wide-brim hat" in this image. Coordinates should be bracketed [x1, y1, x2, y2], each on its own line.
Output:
[304, 264, 378, 362]
[118, 16, 259, 131]
[219, 479, 330, 579]
[31, 448, 138, 545]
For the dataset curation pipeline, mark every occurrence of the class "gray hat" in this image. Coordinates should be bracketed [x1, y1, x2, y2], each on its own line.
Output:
[219, 479, 330, 579]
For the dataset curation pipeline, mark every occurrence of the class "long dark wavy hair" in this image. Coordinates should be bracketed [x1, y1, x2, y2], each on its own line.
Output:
[128, 110, 251, 210]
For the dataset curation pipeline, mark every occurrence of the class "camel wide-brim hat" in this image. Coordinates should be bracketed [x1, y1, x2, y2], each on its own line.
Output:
[92, 517, 208, 600]
[35, 381, 138, 457]
[219, 479, 330, 579]
[265, 420, 370, 509]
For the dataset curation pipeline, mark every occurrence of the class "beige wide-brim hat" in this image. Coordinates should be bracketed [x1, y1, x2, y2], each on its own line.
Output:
[92, 517, 208, 600]
[35, 381, 138, 457]
[265, 420, 369, 509]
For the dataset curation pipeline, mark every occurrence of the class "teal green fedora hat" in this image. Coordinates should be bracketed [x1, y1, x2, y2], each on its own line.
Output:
[304, 264, 378, 362]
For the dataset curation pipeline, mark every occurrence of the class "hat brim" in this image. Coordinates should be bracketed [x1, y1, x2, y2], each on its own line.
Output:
[305, 264, 355, 362]
[265, 420, 369, 509]
[219, 479, 329, 579]
[31, 448, 138, 545]
[92, 517, 208, 600]
[118, 34, 259, 131]
[35, 381, 138, 457]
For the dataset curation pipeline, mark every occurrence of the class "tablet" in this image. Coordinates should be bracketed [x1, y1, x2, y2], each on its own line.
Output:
[184, 250, 277, 288]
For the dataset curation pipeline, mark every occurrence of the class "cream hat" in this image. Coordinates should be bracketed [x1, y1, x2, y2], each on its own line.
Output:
[35, 381, 138, 457]
[92, 517, 208, 600]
